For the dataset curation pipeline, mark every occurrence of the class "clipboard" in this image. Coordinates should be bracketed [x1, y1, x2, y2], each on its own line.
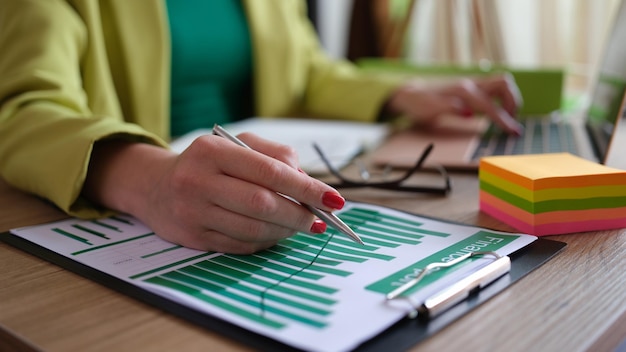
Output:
[0, 212, 566, 352]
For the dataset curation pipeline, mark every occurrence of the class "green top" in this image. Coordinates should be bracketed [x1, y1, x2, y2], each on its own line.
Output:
[166, 0, 254, 137]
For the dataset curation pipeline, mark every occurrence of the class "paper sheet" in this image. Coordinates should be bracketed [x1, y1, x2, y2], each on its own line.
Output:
[169, 117, 390, 174]
[11, 202, 536, 352]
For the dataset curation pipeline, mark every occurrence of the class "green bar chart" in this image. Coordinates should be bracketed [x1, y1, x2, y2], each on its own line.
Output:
[13, 202, 535, 352]
[130, 206, 461, 330]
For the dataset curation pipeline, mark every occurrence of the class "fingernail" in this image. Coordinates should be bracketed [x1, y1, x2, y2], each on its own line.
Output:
[310, 219, 327, 234]
[461, 108, 473, 118]
[322, 191, 345, 209]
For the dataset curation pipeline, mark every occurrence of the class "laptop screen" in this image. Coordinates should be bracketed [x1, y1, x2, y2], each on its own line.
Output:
[586, 0, 626, 161]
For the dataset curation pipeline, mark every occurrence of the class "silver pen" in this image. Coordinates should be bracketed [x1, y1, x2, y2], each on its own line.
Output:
[212, 124, 363, 245]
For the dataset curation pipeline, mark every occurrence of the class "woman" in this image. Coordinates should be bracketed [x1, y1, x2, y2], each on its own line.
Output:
[0, 0, 522, 254]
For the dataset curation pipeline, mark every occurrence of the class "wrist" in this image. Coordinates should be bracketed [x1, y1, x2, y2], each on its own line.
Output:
[84, 140, 175, 219]
[385, 83, 416, 117]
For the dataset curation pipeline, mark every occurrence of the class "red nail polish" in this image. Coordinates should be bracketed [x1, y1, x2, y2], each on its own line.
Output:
[461, 108, 473, 118]
[322, 192, 345, 209]
[310, 219, 327, 234]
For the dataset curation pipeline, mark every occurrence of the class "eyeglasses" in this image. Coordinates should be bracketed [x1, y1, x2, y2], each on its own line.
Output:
[313, 143, 451, 195]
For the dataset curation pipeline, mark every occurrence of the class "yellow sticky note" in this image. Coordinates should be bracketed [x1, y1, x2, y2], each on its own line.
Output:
[479, 153, 626, 190]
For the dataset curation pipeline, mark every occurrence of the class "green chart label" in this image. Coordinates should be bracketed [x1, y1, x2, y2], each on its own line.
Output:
[365, 231, 518, 295]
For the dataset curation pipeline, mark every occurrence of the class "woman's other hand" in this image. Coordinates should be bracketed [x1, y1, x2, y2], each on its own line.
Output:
[386, 73, 524, 135]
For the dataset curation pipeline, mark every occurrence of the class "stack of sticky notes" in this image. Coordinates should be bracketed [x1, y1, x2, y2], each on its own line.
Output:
[479, 153, 626, 236]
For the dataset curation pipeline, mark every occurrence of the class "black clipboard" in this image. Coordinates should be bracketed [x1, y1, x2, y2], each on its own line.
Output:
[0, 229, 565, 352]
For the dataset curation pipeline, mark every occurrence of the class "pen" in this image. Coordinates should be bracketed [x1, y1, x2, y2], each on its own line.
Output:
[212, 124, 364, 245]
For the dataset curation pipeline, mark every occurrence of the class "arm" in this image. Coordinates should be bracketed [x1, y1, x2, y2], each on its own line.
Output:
[0, 0, 167, 217]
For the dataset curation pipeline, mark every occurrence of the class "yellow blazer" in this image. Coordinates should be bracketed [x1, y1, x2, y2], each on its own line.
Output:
[0, 0, 401, 217]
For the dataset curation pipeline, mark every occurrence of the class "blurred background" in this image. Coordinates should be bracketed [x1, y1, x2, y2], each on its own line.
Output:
[308, 0, 621, 94]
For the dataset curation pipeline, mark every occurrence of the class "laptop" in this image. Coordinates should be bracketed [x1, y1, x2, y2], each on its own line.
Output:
[370, 0, 626, 171]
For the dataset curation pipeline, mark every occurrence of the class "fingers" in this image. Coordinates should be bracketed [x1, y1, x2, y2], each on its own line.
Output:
[477, 73, 523, 117]
[171, 227, 282, 255]
[153, 175, 327, 254]
[147, 134, 340, 254]
[447, 78, 523, 135]
[237, 132, 300, 169]
[204, 172, 325, 235]
[203, 135, 345, 213]
[182, 206, 298, 254]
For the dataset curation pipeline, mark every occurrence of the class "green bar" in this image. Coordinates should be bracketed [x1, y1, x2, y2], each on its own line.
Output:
[344, 208, 425, 228]
[356, 229, 422, 245]
[251, 254, 325, 280]
[278, 238, 309, 250]
[316, 250, 368, 263]
[228, 253, 267, 265]
[213, 256, 338, 294]
[253, 251, 306, 265]
[163, 271, 327, 328]
[194, 261, 337, 305]
[409, 228, 450, 238]
[128, 252, 215, 279]
[298, 263, 352, 277]
[145, 276, 285, 329]
[353, 221, 426, 240]
[232, 255, 323, 281]
[282, 239, 368, 263]
[72, 233, 156, 256]
[72, 224, 110, 239]
[344, 235, 400, 248]
[293, 236, 395, 261]
[53, 228, 92, 245]
[164, 271, 223, 291]
[323, 234, 385, 249]
[254, 252, 352, 277]
[180, 266, 332, 316]
[342, 209, 451, 237]
[269, 244, 318, 261]
[109, 215, 134, 225]
[269, 241, 342, 266]
[141, 245, 182, 259]
[91, 219, 121, 232]
[254, 259, 322, 279]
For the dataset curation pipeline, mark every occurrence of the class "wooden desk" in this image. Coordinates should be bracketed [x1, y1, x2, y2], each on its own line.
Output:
[1, 175, 625, 351]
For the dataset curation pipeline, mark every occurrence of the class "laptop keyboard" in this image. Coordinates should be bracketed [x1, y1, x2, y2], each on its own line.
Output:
[472, 116, 579, 160]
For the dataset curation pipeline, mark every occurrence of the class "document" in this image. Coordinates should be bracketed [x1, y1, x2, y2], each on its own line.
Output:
[10, 202, 536, 352]
[169, 117, 390, 174]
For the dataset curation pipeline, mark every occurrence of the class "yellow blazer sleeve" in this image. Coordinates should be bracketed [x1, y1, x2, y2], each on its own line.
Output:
[247, 0, 405, 122]
[0, 0, 168, 218]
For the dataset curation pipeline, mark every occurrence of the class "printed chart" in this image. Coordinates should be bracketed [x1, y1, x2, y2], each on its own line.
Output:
[11, 202, 536, 352]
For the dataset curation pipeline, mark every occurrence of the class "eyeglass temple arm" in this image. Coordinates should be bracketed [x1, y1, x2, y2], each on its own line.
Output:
[393, 143, 435, 183]
[314, 142, 437, 182]
[312, 143, 353, 182]
[314, 142, 449, 193]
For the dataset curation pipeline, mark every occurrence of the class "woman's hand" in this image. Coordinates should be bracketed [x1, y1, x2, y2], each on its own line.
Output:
[386, 74, 524, 135]
[84, 134, 346, 254]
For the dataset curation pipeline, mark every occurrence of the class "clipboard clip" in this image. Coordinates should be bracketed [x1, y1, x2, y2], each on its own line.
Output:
[385, 251, 511, 321]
